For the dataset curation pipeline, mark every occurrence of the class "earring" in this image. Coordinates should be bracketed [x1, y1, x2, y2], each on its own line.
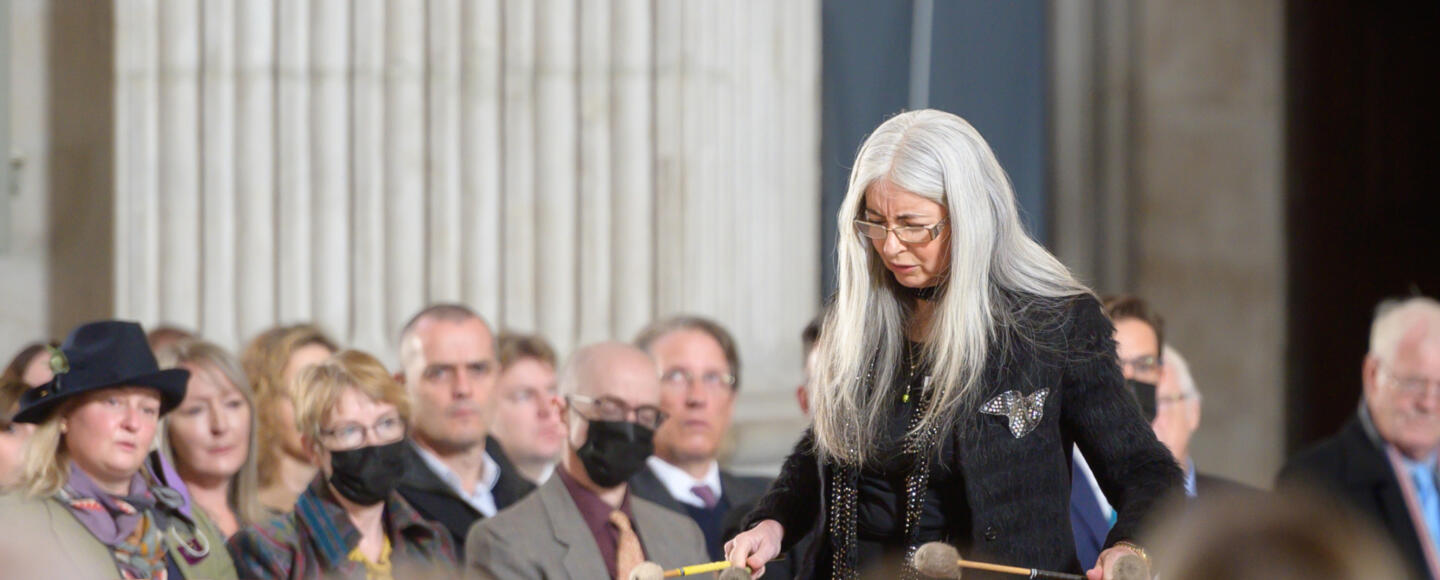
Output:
[59, 421, 68, 434]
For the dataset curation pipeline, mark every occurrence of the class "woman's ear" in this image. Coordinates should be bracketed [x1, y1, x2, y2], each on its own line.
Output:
[302, 434, 322, 464]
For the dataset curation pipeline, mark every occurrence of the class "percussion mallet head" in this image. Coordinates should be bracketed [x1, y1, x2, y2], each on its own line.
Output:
[913, 542, 963, 578]
[627, 561, 665, 580]
[717, 566, 753, 580]
[1107, 553, 1147, 580]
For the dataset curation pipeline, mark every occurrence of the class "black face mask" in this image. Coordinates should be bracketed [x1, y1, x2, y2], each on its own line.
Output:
[328, 440, 407, 506]
[1125, 379, 1158, 422]
[576, 420, 654, 488]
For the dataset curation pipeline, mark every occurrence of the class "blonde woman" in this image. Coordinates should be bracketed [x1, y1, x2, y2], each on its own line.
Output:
[154, 339, 267, 538]
[726, 110, 1181, 579]
[242, 324, 338, 512]
[0, 321, 233, 579]
[1, 377, 37, 490]
[228, 350, 457, 579]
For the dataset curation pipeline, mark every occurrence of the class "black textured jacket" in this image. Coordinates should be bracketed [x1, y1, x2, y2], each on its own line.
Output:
[744, 294, 1182, 577]
[397, 436, 537, 560]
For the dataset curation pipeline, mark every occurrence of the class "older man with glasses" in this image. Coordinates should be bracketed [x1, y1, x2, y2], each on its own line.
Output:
[625, 317, 778, 570]
[1280, 296, 1440, 580]
[465, 341, 707, 580]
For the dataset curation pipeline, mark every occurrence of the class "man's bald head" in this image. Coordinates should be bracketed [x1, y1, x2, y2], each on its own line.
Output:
[559, 342, 660, 405]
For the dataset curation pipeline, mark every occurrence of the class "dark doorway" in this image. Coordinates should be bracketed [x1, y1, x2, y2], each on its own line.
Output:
[1285, 2, 1440, 451]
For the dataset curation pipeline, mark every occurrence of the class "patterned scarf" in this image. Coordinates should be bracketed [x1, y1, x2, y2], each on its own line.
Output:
[57, 465, 170, 580]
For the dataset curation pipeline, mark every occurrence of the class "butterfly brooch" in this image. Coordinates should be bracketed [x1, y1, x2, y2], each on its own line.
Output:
[980, 388, 1050, 439]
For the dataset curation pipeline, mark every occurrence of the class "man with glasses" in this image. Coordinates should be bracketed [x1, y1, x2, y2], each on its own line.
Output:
[465, 342, 708, 579]
[394, 304, 536, 557]
[626, 317, 776, 565]
[1280, 296, 1440, 579]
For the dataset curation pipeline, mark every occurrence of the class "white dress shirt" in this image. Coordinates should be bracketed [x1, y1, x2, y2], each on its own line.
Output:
[413, 441, 502, 517]
[646, 456, 722, 508]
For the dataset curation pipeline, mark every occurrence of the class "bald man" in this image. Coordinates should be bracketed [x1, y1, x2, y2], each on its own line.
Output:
[466, 342, 707, 580]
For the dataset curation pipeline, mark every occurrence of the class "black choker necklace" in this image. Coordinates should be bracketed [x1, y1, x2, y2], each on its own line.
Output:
[897, 283, 941, 301]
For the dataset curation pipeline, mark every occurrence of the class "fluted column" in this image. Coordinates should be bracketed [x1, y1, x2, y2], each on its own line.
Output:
[113, 0, 822, 471]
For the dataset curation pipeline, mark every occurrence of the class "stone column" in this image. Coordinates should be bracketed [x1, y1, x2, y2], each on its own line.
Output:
[103, 0, 822, 472]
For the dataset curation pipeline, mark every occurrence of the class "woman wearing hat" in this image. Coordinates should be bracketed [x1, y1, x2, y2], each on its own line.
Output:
[228, 349, 457, 579]
[0, 320, 236, 579]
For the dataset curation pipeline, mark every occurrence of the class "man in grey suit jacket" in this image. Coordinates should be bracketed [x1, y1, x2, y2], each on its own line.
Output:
[467, 342, 709, 580]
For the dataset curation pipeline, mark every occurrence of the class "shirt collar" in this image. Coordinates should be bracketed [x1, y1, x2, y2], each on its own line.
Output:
[411, 441, 502, 517]
[645, 456, 721, 508]
[1183, 456, 1197, 497]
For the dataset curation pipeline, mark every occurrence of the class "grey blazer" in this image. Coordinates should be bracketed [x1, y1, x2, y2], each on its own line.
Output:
[465, 475, 710, 580]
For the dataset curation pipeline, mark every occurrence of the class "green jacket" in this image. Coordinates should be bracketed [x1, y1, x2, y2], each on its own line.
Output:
[0, 492, 237, 579]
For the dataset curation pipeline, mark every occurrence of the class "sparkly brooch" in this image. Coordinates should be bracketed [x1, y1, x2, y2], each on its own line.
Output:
[980, 388, 1050, 439]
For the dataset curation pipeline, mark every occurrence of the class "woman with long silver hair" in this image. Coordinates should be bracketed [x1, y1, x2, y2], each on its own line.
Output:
[727, 110, 1181, 579]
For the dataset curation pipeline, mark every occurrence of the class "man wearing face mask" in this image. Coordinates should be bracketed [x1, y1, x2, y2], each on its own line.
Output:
[228, 350, 457, 579]
[465, 342, 708, 580]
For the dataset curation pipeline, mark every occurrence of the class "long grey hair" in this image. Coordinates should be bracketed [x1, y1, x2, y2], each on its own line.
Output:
[812, 109, 1091, 465]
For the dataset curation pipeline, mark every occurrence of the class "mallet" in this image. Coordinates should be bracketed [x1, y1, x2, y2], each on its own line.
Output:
[627, 561, 753, 580]
[913, 542, 1147, 580]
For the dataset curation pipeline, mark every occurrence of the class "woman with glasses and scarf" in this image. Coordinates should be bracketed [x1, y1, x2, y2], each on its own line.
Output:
[227, 349, 457, 579]
[0, 321, 232, 579]
[726, 110, 1181, 580]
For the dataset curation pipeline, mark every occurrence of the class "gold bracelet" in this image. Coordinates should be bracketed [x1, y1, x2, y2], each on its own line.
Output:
[1113, 541, 1151, 569]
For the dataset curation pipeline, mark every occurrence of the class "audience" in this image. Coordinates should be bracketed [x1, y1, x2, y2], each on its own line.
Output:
[154, 339, 267, 538]
[0, 321, 233, 579]
[466, 342, 707, 579]
[1, 377, 36, 491]
[629, 316, 774, 563]
[3, 340, 58, 388]
[395, 305, 535, 556]
[228, 350, 457, 578]
[1279, 296, 1440, 579]
[490, 332, 567, 484]
[0, 290, 1431, 579]
[242, 323, 338, 513]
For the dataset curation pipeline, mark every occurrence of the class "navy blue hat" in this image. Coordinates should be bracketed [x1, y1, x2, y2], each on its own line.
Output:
[13, 321, 189, 424]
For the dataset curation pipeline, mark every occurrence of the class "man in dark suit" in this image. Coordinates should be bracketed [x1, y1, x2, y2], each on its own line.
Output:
[629, 317, 774, 564]
[1279, 296, 1440, 580]
[393, 304, 536, 557]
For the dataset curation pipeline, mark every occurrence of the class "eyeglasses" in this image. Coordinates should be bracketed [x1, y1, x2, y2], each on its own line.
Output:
[318, 414, 406, 450]
[566, 394, 667, 430]
[1119, 355, 1162, 379]
[853, 219, 948, 244]
[1381, 367, 1440, 398]
[660, 369, 736, 392]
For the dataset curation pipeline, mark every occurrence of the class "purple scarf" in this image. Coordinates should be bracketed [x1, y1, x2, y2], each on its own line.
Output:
[60, 464, 155, 544]
[58, 464, 172, 579]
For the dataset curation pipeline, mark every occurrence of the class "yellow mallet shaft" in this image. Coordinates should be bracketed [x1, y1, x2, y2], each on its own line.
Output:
[663, 561, 749, 577]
